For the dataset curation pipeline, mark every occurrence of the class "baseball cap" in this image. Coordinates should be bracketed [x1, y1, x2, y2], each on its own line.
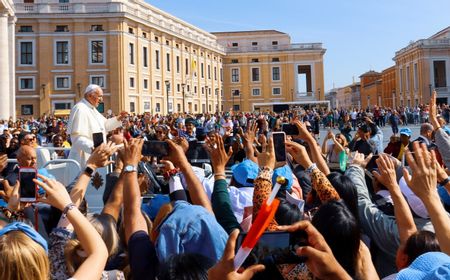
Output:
[399, 177, 429, 219]
[397, 252, 450, 280]
[400, 128, 412, 137]
[231, 159, 259, 188]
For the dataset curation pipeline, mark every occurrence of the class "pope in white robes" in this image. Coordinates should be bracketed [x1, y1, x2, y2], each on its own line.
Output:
[67, 84, 127, 168]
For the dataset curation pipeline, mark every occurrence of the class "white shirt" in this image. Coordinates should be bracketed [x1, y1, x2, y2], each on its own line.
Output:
[67, 99, 121, 168]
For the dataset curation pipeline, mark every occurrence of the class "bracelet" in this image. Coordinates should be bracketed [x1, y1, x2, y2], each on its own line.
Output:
[214, 173, 226, 177]
[164, 168, 179, 180]
[305, 163, 318, 175]
[62, 203, 76, 219]
[439, 177, 450, 186]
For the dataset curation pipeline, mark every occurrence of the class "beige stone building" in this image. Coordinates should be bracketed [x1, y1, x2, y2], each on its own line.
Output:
[0, 0, 15, 120]
[394, 26, 450, 106]
[14, 0, 224, 117]
[213, 30, 326, 112]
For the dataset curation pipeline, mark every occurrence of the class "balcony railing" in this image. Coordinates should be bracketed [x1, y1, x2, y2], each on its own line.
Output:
[225, 43, 323, 53]
[294, 91, 316, 101]
[395, 38, 450, 56]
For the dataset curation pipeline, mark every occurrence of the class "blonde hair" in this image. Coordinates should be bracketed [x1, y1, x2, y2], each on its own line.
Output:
[0, 231, 49, 280]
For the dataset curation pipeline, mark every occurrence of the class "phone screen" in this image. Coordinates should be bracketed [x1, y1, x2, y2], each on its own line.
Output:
[282, 124, 299, 136]
[19, 170, 37, 200]
[272, 132, 286, 162]
[142, 141, 169, 158]
[236, 231, 307, 267]
[93, 132, 104, 148]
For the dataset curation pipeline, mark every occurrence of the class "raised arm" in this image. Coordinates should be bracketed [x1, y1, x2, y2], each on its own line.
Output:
[166, 139, 213, 213]
[294, 121, 330, 175]
[242, 121, 258, 163]
[404, 142, 450, 254]
[35, 175, 108, 280]
[372, 154, 416, 245]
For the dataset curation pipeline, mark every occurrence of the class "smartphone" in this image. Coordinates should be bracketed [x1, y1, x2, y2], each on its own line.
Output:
[236, 231, 307, 267]
[93, 132, 104, 148]
[271, 132, 287, 163]
[19, 168, 37, 202]
[141, 194, 156, 204]
[366, 155, 380, 172]
[142, 141, 170, 157]
[282, 124, 299, 136]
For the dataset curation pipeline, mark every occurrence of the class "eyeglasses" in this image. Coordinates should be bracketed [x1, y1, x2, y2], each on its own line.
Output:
[24, 136, 35, 141]
[155, 130, 165, 134]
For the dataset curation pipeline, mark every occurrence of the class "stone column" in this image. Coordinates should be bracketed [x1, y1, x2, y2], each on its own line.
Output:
[0, 12, 11, 120]
[8, 15, 15, 120]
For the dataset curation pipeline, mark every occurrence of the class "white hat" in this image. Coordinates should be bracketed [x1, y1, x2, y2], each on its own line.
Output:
[399, 177, 429, 219]
[84, 84, 101, 94]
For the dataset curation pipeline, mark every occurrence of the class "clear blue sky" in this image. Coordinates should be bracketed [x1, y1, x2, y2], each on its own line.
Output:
[147, 0, 450, 92]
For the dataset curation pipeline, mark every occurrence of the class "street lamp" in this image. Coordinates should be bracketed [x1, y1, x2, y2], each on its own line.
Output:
[76, 83, 81, 98]
[165, 80, 170, 114]
[181, 83, 186, 113]
[205, 85, 209, 113]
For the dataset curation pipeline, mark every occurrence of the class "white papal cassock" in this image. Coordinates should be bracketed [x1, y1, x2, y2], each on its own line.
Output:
[67, 98, 122, 168]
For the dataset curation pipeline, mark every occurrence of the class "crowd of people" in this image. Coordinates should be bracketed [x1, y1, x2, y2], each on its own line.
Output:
[0, 86, 449, 280]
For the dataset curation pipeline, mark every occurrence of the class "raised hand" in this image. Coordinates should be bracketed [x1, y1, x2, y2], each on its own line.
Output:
[205, 133, 233, 174]
[293, 120, 313, 142]
[0, 154, 7, 173]
[350, 152, 372, 168]
[164, 139, 189, 168]
[121, 138, 144, 167]
[285, 141, 313, 169]
[256, 136, 275, 170]
[34, 175, 72, 211]
[372, 154, 398, 190]
[403, 142, 437, 200]
[86, 142, 118, 169]
[242, 121, 258, 145]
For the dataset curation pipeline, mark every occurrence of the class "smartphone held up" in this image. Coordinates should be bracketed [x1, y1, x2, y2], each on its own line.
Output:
[270, 132, 287, 163]
[19, 167, 37, 202]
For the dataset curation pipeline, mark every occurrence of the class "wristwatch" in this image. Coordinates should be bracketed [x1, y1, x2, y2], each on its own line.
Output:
[124, 165, 138, 173]
[84, 166, 95, 177]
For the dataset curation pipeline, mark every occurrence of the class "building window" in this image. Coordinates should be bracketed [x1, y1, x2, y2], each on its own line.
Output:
[214, 67, 217, 80]
[59, 0, 69, 3]
[142, 32, 147, 38]
[55, 41, 69, 65]
[20, 41, 33, 65]
[55, 76, 70, 90]
[177, 84, 180, 92]
[433, 60, 447, 88]
[252, 42, 258, 46]
[21, 105, 33, 115]
[155, 36, 159, 42]
[194, 86, 197, 94]
[129, 43, 134, 65]
[272, 67, 280, 81]
[413, 63, 418, 90]
[194, 104, 198, 112]
[156, 81, 160, 90]
[399, 68, 403, 92]
[55, 25, 69, 32]
[90, 25, 103, 31]
[185, 58, 189, 75]
[129, 77, 135, 88]
[19, 25, 33, 32]
[90, 75, 105, 88]
[54, 102, 72, 110]
[128, 27, 134, 34]
[220, 68, 223, 82]
[201, 63, 204, 78]
[231, 68, 239, 83]
[166, 53, 170, 72]
[156, 103, 161, 112]
[155, 50, 160, 69]
[144, 79, 148, 89]
[233, 105, 240, 111]
[272, 87, 281, 95]
[130, 102, 135, 113]
[166, 40, 169, 45]
[202, 87, 204, 95]
[19, 77, 34, 90]
[232, 89, 240, 97]
[144, 101, 151, 111]
[251, 58, 259, 63]
[252, 88, 261, 96]
[272, 57, 280, 62]
[251, 68, 260, 82]
[406, 66, 410, 92]
[176, 56, 180, 73]
[231, 59, 239, 64]
[143, 47, 148, 67]
[90, 40, 104, 64]
[177, 103, 181, 112]
[232, 42, 238, 47]
[272, 41, 278, 45]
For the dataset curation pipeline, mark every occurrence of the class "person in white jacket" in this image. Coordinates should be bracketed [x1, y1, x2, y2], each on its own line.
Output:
[67, 84, 127, 168]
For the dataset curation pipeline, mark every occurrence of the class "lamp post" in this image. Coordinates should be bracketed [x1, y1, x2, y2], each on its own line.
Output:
[165, 80, 170, 114]
[181, 83, 186, 113]
[205, 85, 209, 113]
[76, 83, 81, 99]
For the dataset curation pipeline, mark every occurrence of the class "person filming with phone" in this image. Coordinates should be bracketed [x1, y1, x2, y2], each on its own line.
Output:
[67, 84, 128, 168]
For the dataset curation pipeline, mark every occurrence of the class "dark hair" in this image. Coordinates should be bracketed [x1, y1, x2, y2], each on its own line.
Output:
[312, 200, 360, 277]
[275, 196, 303, 226]
[158, 253, 214, 280]
[403, 230, 441, 265]
[327, 172, 359, 222]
